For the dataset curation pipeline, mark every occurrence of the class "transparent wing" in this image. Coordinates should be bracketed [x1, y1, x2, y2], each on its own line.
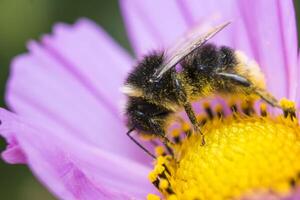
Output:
[152, 21, 231, 80]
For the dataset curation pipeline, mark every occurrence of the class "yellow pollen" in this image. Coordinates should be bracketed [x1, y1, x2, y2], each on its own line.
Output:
[259, 103, 267, 116]
[214, 104, 223, 113]
[171, 129, 181, 138]
[154, 165, 165, 175]
[147, 194, 161, 200]
[149, 100, 300, 200]
[280, 98, 296, 110]
[159, 179, 169, 190]
[148, 171, 158, 183]
[203, 101, 211, 108]
[167, 195, 178, 200]
[155, 146, 166, 156]
[181, 122, 190, 132]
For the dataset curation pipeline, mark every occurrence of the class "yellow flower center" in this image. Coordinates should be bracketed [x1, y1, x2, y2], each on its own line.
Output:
[147, 99, 300, 200]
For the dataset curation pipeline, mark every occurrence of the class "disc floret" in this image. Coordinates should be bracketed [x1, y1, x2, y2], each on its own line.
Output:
[148, 99, 300, 200]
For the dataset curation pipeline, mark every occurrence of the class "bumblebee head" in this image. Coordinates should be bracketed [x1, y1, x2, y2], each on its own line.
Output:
[215, 49, 266, 91]
[215, 50, 281, 108]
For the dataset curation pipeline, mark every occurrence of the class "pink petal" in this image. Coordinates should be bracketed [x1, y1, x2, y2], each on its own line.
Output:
[6, 18, 149, 163]
[236, 0, 298, 100]
[0, 108, 155, 199]
[296, 54, 300, 109]
[120, 0, 189, 57]
[41, 19, 131, 115]
[1, 139, 26, 164]
[189, 0, 296, 100]
[284, 187, 300, 200]
[121, 0, 298, 100]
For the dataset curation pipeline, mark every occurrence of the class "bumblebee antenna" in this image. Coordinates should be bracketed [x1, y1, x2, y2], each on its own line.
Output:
[126, 128, 156, 159]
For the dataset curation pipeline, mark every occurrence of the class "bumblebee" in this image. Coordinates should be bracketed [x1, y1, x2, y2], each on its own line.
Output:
[123, 22, 280, 157]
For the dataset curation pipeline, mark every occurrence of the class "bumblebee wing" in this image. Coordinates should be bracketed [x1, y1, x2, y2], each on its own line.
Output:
[152, 21, 231, 80]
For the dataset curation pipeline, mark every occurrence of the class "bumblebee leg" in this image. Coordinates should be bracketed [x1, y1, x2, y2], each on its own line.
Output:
[183, 102, 205, 145]
[255, 88, 280, 108]
[216, 73, 280, 108]
[126, 128, 156, 159]
[149, 119, 174, 156]
[183, 103, 200, 130]
[255, 88, 296, 119]
[172, 73, 205, 144]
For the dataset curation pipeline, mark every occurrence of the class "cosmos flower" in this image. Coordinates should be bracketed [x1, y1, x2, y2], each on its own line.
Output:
[0, 0, 299, 200]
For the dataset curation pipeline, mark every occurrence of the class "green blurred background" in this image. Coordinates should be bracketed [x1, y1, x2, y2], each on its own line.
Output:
[0, 0, 299, 199]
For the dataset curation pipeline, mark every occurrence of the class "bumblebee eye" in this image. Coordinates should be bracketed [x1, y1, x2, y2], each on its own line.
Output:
[218, 46, 237, 69]
[196, 64, 212, 73]
[198, 64, 206, 70]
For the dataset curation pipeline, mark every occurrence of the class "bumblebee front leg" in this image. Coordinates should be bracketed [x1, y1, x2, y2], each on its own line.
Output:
[172, 74, 205, 144]
[255, 88, 296, 119]
[148, 118, 175, 156]
[217, 72, 281, 109]
[255, 88, 281, 108]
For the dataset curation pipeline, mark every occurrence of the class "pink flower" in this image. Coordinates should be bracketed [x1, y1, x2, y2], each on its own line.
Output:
[0, 0, 299, 199]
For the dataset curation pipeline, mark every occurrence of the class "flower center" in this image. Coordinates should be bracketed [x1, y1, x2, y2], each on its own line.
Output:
[147, 99, 300, 200]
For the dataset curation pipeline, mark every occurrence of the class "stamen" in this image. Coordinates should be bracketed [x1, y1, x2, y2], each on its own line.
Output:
[241, 100, 255, 116]
[214, 104, 224, 119]
[203, 102, 214, 119]
[147, 194, 161, 200]
[162, 141, 174, 157]
[280, 98, 296, 120]
[229, 101, 238, 113]
[196, 114, 207, 127]
[260, 103, 267, 117]
[170, 129, 181, 144]
[159, 178, 168, 189]
[180, 121, 192, 137]
[155, 146, 166, 156]
[289, 178, 296, 188]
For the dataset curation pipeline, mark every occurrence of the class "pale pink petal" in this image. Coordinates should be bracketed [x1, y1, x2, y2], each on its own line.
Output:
[0, 108, 155, 199]
[1, 140, 26, 164]
[187, 0, 298, 106]
[6, 19, 149, 163]
[236, 0, 298, 100]
[284, 188, 300, 200]
[296, 54, 300, 108]
[41, 19, 131, 114]
[120, 0, 189, 57]
[121, 0, 298, 100]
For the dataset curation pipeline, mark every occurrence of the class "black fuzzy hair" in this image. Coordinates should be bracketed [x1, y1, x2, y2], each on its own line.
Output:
[125, 52, 164, 89]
